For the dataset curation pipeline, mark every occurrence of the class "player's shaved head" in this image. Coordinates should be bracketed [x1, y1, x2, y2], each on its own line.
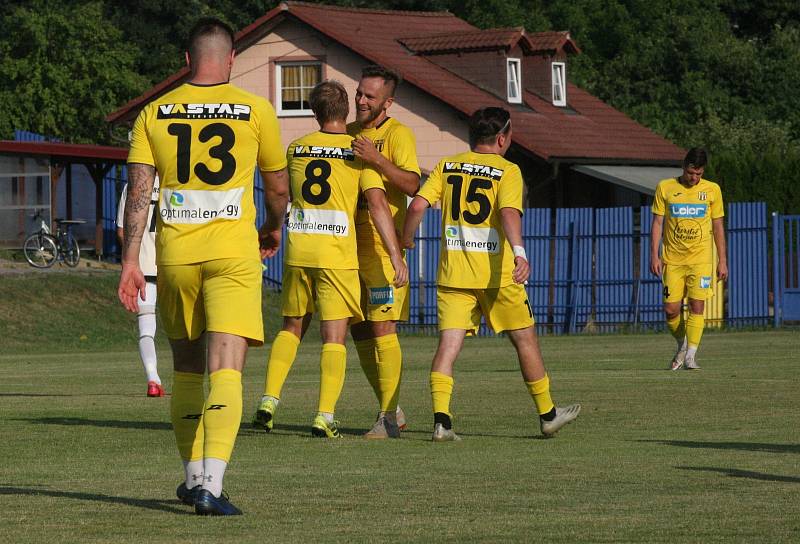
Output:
[187, 17, 235, 64]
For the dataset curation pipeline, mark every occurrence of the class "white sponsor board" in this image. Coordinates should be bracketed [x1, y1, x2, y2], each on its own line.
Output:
[160, 187, 244, 224]
[287, 207, 349, 236]
[444, 225, 500, 253]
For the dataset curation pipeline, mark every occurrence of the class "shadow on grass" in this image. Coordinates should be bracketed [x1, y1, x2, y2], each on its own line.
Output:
[0, 486, 189, 513]
[240, 424, 541, 441]
[13, 417, 172, 431]
[637, 439, 800, 454]
[678, 466, 800, 483]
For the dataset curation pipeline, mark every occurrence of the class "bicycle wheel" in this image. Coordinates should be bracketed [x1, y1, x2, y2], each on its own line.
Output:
[62, 234, 81, 267]
[23, 232, 58, 268]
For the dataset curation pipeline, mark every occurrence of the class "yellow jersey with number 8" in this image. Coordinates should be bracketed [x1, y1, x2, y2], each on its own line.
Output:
[285, 131, 384, 270]
[128, 82, 286, 265]
[418, 151, 523, 289]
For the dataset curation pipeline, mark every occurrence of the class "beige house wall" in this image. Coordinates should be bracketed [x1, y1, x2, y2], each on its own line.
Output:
[230, 18, 469, 174]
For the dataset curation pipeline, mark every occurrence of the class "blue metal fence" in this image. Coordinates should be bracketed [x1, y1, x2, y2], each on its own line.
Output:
[101, 168, 775, 334]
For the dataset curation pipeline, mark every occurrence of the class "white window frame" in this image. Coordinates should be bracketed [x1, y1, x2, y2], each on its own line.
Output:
[275, 62, 322, 117]
[552, 61, 567, 107]
[506, 58, 522, 104]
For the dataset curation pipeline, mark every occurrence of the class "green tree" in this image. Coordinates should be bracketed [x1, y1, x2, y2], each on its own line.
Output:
[0, 1, 147, 143]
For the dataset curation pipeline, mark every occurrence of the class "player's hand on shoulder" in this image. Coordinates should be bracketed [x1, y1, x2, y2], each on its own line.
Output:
[512, 256, 530, 284]
[352, 136, 381, 166]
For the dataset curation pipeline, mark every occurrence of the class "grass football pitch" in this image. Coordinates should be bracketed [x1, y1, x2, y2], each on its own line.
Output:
[1, 330, 798, 543]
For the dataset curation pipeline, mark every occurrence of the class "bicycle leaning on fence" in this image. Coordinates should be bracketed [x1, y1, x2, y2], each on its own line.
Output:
[23, 209, 85, 268]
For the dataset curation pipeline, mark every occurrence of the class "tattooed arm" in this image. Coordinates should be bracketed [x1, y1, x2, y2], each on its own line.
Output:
[118, 163, 156, 313]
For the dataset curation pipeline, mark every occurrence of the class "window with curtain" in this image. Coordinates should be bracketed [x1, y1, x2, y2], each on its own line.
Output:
[552, 62, 567, 107]
[276, 62, 322, 116]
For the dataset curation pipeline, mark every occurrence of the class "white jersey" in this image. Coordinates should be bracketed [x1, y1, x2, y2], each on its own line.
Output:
[117, 177, 159, 277]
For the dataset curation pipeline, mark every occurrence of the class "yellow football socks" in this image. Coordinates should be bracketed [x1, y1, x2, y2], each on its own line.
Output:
[375, 334, 402, 413]
[171, 371, 205, 462]
[526, 374, 555, 415]
[318, 343, 347, 414]
[355, 338, 381, 400]
[686, 312, 705, 350]
[263, 330, 301, 399]
[203, 369, 242, 463]
[430, 371, 454, 416]
[666, 314, 685, 343]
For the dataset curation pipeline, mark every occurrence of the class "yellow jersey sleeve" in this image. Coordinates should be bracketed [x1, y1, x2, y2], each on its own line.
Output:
[417, 161, 444, 206]
[128, 108, 156, 167]
[359, 164, 385, 193]
[497, 163, 523, 212]
[710, 183, 725, 219]
[387, 124, 421, 176]
[652, 180, 668, 216]
[255, 98, 287, 172]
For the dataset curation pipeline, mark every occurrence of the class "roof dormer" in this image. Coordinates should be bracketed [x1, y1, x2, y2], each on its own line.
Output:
[398, 28, 579, 108]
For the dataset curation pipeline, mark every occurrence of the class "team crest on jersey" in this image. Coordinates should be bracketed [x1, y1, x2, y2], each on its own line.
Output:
[293, 146, 355, 161]
[156, 103, 251, 120]
[443, 162, 504, 181]
[698, 191, 707, 201]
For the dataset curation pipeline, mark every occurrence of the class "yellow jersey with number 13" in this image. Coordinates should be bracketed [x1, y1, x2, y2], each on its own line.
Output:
[127, 82, 286, 266]
[418, 151, 523, 289]
[285, 131, 384, 270]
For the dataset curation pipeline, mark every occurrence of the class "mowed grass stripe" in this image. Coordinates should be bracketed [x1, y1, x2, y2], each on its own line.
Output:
[1, 330, 799, 543]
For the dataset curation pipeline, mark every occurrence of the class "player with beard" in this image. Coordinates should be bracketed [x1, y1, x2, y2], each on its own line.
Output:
[347, 65, 420, 438]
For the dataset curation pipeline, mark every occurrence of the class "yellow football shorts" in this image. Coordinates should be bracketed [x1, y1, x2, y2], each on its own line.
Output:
[158, 257, 264, 346]
[358, 253, 409, 322]
[281, 265, 363, 323]
[437, 283, 534, 334]
[662, 263, 714, 303]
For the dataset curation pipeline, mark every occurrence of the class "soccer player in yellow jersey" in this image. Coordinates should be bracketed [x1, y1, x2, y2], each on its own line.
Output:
[650, 148, 728, 370]
[118, 18, 290, 515]
[348, 65, 421, 438]
[252, 80, 408, 438]
[402, 107, 580, 441]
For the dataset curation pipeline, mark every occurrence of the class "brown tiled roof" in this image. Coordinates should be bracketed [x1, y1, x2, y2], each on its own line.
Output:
[400, 28, 525, 54]
[106, 1, 682, 163]
[527, 31, 581, 54]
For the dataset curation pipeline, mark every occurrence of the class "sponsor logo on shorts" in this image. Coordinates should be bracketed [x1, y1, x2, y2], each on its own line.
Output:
[700, 276, 712, 289]
[443, 162, 504, 181]
[369, 286, 394, 305]
[156, 103, 251, 120]
[292, 145, 355, 161]
[444, 226, 500, 253]
[287, 207, 349, 236]
[669, 204, 707, 218]
[160, 188, 243, 224]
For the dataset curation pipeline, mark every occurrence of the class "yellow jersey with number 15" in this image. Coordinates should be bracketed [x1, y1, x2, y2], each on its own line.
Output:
[651, 177, 724, 266]
[127, 82, 286, 266]
[285, 131, 384, 270]
[418, 151, 523, 289]
[348, 117, 420, 258]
